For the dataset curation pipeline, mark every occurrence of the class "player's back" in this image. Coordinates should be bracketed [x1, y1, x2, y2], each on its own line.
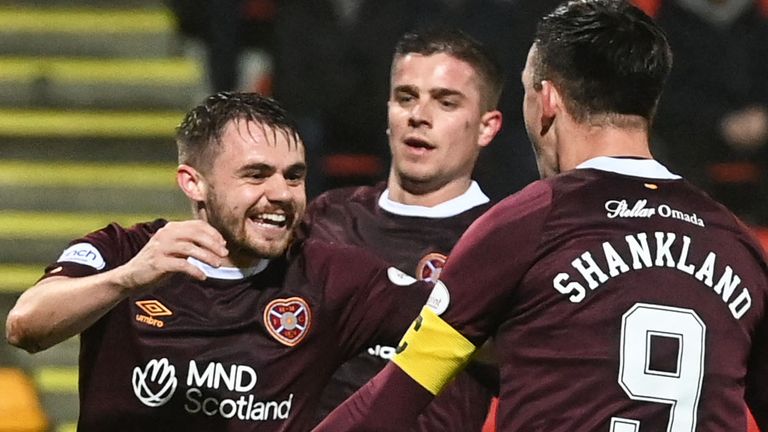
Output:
[489, 159, 768, 431]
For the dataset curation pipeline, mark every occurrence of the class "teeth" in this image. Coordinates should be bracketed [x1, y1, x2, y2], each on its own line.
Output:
[258, 213, 286, 223]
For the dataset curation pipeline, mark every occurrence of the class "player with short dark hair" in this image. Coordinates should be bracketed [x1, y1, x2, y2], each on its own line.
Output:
[5, 92, 434, 431]
[392, 28, 504, 113]
[313, 1, 768, 430]
[302, 28, 503, 430]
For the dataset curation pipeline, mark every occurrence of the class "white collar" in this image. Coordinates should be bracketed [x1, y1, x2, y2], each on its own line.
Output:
[186, 257, 270, 280]
[576, 157, 681, 180]
[378, 181, 490, 218]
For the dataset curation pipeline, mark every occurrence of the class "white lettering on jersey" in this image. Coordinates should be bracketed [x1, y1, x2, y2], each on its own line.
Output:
[57, 243, 106, 270]
[132, 358, 292, 422]
[604, 200, 705, 227]
[184, 390, 293, 421]
[552, 232, 752, 319]
[187, 361, 257, 392]
[367, 344, 397, 360]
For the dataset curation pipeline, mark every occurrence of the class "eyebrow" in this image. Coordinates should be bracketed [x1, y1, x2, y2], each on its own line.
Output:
[393, 84, 418, 94]
[239, 161, 307, 171]
[285, 162, 308, 174]
[429, 87, 465, 99]
[237, 162, 274, 174]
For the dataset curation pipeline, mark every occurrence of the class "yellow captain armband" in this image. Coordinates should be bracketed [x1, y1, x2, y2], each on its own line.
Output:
[392, 306, 476, 395]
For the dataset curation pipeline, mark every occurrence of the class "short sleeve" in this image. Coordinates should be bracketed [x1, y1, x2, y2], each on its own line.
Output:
[436, 181, 553, 345]
[301, 240, 432, 359]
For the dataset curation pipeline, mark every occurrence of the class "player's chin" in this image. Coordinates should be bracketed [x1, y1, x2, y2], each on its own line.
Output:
[251, 237, 292, 259]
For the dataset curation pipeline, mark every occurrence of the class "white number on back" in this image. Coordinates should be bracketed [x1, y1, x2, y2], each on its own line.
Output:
[613, 303, 706, 432]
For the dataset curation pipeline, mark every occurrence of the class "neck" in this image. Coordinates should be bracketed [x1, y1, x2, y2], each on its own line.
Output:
[386, 173, 473, 207]
[557, 117, 653, 172]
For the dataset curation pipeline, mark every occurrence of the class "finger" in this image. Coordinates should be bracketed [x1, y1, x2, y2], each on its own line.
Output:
[172, 243, 226, 269]
[179, 221, 228, 255]
[160, 221, 228, 257]
[167, 258, 208, 281]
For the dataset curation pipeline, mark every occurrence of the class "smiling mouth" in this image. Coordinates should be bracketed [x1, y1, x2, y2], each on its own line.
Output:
[251, 212, 290, 229]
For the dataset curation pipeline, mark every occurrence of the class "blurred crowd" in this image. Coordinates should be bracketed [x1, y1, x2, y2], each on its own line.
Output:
[168, 0, 768, 226]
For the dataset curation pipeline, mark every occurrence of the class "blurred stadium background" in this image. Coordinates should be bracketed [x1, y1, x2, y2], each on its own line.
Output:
[0, 0, 766, 431]
[0, 0, 200, 430]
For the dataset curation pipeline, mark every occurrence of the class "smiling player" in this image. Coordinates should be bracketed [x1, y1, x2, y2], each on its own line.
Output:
[6, 92, 434, 431]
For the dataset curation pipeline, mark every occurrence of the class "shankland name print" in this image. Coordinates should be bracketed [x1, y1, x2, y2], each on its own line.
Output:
[553, 231, 752, 319]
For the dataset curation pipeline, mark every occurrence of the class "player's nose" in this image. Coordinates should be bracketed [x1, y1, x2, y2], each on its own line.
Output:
[408, 100, 432, 128]
[264, 174, 292, 203]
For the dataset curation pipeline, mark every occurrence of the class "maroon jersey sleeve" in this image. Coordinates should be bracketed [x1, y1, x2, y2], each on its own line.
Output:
[312, 182, 553, 431]
[302, 184, 496, 431]
[40, 220, 164, 280]
[295, 186, 354, 243]
[433, 182, 552, 344]
[299, 240, 433, 358]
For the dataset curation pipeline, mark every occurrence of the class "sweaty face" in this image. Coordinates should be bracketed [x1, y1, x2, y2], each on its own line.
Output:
[202, 120, 306, 264]
[522, 46, 559, 178]
[388, 53, 489, 193]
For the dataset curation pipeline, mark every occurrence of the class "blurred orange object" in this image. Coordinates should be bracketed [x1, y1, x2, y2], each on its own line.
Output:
[0, 368, 48, 432]
[748, 408, 760, 432]
[753, 226, 768, 253]
[481, 397, 497, 432]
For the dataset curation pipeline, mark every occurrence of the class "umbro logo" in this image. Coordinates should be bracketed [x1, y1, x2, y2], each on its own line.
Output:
[135, 299, 172, 328]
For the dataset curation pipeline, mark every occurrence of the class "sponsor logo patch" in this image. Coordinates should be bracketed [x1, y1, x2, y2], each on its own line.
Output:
[135, 299, 172, 328]
[426, 281, 450, 316]
[416, 252, 447, 283]
[387, 267, 417, 286]
[264, 297, 311, 347]
[132, 358, 178, 407]
[132, 358, 294, 421]
[604, 199, 705, 227]
[57, 243, 106, 270]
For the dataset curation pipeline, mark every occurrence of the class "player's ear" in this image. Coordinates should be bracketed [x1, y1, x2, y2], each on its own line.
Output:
[478, 110, 502, 148]
[177, 164, 206, 201]
[539, 80, 560, 134]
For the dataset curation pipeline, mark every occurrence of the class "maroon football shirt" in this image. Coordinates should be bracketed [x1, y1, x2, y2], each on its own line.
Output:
[300, 181, 494, 431]
[315, 157, 768, 431]
[42, 219, 430, 431]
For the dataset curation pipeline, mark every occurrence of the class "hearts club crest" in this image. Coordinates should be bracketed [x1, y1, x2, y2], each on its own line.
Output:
[416, 252, 447, 283]
[264, 297, 311, 347]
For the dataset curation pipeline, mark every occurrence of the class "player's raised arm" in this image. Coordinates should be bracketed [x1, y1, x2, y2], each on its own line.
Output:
[6, 220, 227, 353]
[314, 182, 552, 430]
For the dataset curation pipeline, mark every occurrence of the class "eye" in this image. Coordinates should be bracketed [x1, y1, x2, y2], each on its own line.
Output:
[240, 167, 272, 184]
[439, 98, 459, 110]
[248, 171, 268, 182]
[284, 167, 306, 186]
[394, 91, 416, 106]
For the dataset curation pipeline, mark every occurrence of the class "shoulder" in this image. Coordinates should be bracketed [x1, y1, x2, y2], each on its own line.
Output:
[47, 219, 166, 276]
[476, 180, 553, 230]
[299, 239, 382, 274]
[309, 183, 383, 213]
[300, 184, 384, 242]
[451, 180, 554, 260]
[88, 219, 167, 249]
